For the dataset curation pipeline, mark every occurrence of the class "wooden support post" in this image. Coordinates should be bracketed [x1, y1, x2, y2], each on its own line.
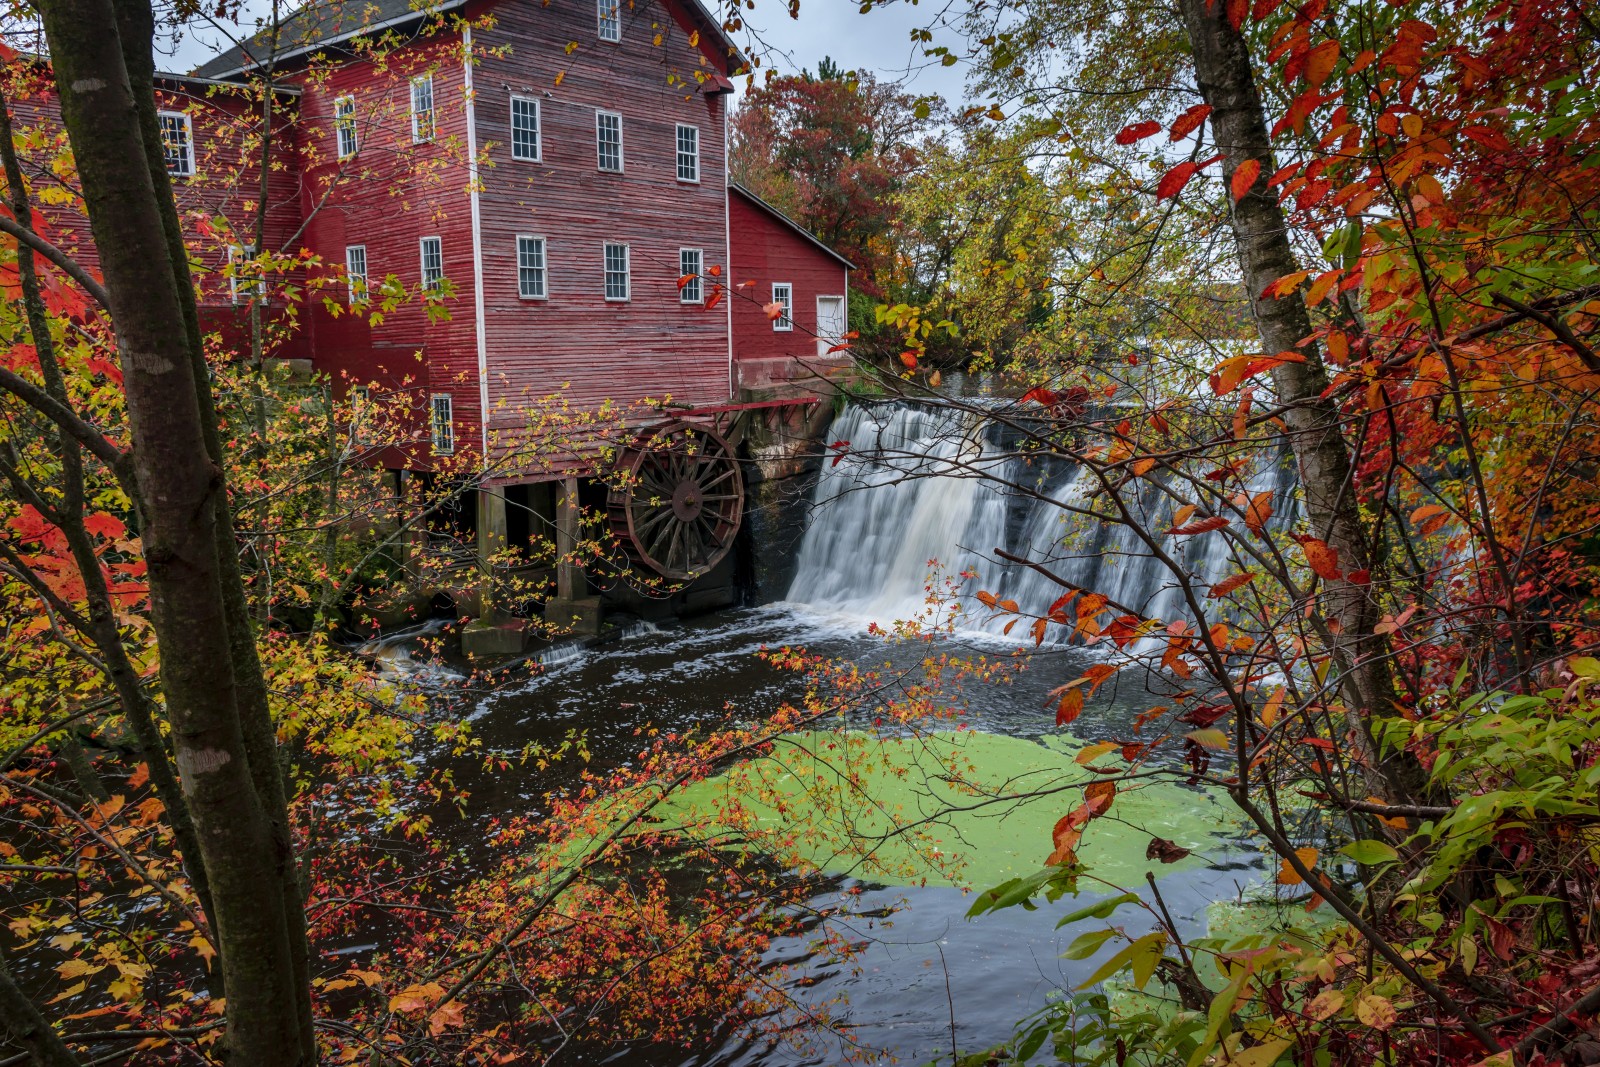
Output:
[554, 476, 581, 601]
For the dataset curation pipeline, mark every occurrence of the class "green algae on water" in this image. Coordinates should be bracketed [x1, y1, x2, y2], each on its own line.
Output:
[668, 729, 1240, 890]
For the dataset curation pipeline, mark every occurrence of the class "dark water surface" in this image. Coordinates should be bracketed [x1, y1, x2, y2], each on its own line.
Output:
[422, 607, 1260, 1065]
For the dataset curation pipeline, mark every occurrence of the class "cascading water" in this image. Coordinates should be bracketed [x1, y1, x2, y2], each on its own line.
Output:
[785, 400, 1297, 639]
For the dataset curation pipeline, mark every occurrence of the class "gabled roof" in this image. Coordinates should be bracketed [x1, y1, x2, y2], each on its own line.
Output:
[730, 183, 855, 271]
[191, 0, 745, 81]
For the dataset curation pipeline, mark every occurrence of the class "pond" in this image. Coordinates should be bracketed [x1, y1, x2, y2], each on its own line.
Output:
[428, 605, 1262, 1065]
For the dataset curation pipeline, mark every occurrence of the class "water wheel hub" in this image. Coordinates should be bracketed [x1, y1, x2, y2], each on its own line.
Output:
[671, 479, 704, 522]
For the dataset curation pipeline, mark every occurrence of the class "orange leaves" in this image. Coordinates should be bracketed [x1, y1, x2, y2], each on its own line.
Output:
[677, 273, 697, 291]
[898, 351, 918, 370]
[1115, 120, 1162, 145]
[1209, 349, 1307, 395]
[1303, 39, 1339, 88]
[1410, 503, 1451, 536]
[763, 301, 784, 321]
[1169, 515, 1229, 536]
[1276, 846, 1319, 884]
[1292, 535, 1342, 580]
[1168, 104, 1212, 141]
[1243, 491, 1273, 535]
[1055, 686, 1084, 726]
[1230, 158, 1261, 201]
[1207, 571, 1256, 598]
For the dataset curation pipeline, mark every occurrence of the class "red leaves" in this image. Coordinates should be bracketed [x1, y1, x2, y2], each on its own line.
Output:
[898, 351, 918, 370]
[827, 440, 850, 467]
[1056, 687, 1084, 726]
[763, 301, 784, 321]
[1230, 159, 1261, 201]
[677, 274, 697, 291]
[1115, 120, 1162, 145]
[1210, 350, 1308, 395]
[1156, 161, 1200, 200]
[1169, 515, 1230, 536]
[1169, 104, 1212, 142]
[1292, 535, 1343, 580]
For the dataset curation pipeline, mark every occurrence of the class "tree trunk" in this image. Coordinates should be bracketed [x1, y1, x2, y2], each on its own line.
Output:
[35, 0, 313, 1061]
[110, 1, 317, 1051]
[1176, 0, 1432, 804]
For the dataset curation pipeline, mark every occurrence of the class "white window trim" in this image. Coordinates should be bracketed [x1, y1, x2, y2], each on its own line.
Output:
[603, 242, 630, 302]
[228, 243, 261, 304]
[158, 110, 195, 177]
[678, 247, 703, 304]
[516, 234, 548, 300]
[335, 95, 358, 158]
[509, 95, 541, 162]
[597, 0, 621, 42]
[345, 244, 368, 304]
[675, 123, 699, 184]
[596, 109, 623, 173]
[420, 235, 443, 291]
[430, 393, 455, 455]
[410, 73, 435, 144]
[771, 282, 793, 331]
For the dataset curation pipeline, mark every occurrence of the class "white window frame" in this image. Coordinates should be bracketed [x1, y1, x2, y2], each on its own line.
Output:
[158, 110, 195, 177]
[430, 393, 455, 455]
[345, 244, 368, 304]
[516, 234, 547, 300]
[335, 95, 359, 158]
[410, 73, 436, 144]
[510, 95, 541, 162]
[228, 243, 261, 304]
[597, 0, 621, 41]
[771, 282, 793, 331]
[675, 123, 699, 183]
[603, 242, 630, 302]
[419, 236, 443, 291]
[678, 248, 703, 304]
[595, 110, 623, 173]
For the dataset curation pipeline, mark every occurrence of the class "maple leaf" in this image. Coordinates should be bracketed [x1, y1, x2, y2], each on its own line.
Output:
[1115, 120, 1161, 144]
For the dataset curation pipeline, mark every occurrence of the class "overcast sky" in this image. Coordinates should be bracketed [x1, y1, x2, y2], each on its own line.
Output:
[160, 0, 972, 103]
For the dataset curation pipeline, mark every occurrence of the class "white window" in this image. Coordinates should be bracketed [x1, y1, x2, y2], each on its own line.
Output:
[420, 236, 443, 291]
[771, 283, 793, 331]
[510, 95, 541, 161]
[603, 242, 629, 301]
[335, 95, 358, 158]
[517, 235, 547, 299]
[675, 124, 699, 183]
[596, 110, 622, 173]
[430, 394, 454, 455]
[228, 243, 261, 304]
[679, 248, 702, 304]
[410, 74, 435, 143]
[597, 0, 621, 41]
[345, 244, 368, 303]
[158, 111, 194, 176]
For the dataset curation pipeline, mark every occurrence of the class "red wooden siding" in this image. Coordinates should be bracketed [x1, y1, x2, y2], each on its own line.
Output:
[467, 0, 734, 472]
[728, 186, 850, 390]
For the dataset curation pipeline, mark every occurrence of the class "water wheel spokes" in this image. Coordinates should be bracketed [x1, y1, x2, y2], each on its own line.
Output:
[606, 420, 745, 581]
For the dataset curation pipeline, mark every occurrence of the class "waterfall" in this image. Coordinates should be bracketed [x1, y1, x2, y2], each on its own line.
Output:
[784, 401, 1297, 641]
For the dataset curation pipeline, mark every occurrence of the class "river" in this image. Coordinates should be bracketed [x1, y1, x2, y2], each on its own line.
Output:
[410, 403, 1268, 1064]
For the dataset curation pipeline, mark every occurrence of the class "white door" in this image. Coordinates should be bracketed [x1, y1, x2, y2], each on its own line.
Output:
[816, 295, 846, 357]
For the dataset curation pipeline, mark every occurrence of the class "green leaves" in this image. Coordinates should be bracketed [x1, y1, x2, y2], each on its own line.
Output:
[1338, 839, 1399, 865]
[1075, 931, 1167, 990]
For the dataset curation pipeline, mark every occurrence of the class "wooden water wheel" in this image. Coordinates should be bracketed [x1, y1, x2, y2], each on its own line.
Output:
[606, 420, 744, 580]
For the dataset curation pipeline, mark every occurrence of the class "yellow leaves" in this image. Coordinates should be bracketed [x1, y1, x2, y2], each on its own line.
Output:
[189, 932, 217, 964]
[1416, 173, 1445, 205]
[1259, 686, 1285, 728]
[48, 981, 85, 1004]
[1354, 992, 1397, 1031]
[1210, 350, 1307, 395]
[56, 959, 104, 979]
[554, 70, 566, 87]
[1276, 846, 1319, 884]
[1306, 987, 1345, 1020]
